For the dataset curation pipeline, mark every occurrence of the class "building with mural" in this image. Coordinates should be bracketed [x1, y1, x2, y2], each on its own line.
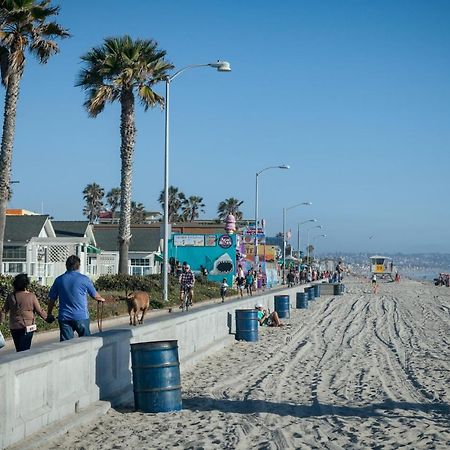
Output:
[168, 233, 236, 286]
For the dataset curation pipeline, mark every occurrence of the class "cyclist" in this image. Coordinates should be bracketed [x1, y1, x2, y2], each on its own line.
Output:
[179, 264, 195, 308]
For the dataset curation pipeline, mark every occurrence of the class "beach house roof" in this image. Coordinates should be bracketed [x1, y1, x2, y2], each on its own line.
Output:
[93, 225, 161, 253]
[4, 215, 55, 244]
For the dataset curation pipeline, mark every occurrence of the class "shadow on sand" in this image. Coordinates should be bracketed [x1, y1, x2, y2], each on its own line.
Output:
[182, 396, 450, 419]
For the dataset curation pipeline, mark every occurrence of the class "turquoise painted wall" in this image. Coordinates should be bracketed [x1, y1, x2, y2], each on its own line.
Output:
[169, 233, 236, 285]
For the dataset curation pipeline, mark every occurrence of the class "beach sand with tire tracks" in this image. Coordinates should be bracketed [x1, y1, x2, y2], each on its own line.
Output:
[41, 276, 450, 449]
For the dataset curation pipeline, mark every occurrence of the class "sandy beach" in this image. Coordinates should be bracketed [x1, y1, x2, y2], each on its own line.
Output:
[40, 276, 450, 449]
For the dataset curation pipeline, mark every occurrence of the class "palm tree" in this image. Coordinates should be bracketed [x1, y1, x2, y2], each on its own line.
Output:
[106, 187, 121, 220]
[217, 197, 244, 221]
[181, 196, 205, 222]
[158, 185, 185, 222]
[77, 36, 172, 274]
[82, 183, 104, 224]
[0, 0, 69, 270]
[130, 201, 146, 224]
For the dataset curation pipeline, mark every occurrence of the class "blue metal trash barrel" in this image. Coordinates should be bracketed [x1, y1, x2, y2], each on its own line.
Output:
[274, 295, 290, 318]
[235, 309, 259, 341]
[307, 287, 315, 301]
[333, 283, 341, 295]
[296, 292, 308, 309]
[130, 340, 182, 413]
[314, 284, 320, 298]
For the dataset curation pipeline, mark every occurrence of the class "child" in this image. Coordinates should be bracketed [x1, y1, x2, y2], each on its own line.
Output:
[220, 278, 228, 302]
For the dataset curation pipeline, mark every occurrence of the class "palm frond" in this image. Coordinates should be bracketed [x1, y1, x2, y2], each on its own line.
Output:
[83, 85, 118, 117]
[138, 83, 164, 110]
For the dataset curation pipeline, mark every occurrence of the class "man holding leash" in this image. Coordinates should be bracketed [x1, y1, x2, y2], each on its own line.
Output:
[47, 255, 105, 341]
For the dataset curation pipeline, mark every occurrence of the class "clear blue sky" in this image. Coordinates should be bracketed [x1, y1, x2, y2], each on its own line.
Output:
[5, 0, 450, 253]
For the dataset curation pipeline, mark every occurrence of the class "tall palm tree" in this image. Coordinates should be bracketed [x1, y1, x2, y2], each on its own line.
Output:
[217, 197, 244, 221]
[106, 187, 121, 219]
[158, 185, 185, 222]
[82, 182, 104, 224]
[181, 195, 205, 222]
[77, 36, 172, 274]
[0, 0, 69, 270]
[131, 201, 146, 224]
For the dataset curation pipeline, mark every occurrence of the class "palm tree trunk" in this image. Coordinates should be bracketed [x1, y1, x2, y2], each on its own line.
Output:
[0, 71, 21, 273]
[118, 89, 136, 274]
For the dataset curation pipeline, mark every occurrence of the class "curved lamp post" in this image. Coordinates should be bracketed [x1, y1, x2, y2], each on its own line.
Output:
[296, 218, 317, 258]
[311, 233, 327, 264]
[282, 202, 311, 283]
[254, 165, 290, 266]
[306, 225, 322, 263]
[163, 60, 231, 303]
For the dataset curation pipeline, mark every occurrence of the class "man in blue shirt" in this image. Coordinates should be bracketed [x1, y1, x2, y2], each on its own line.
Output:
[47, 255, 105, 341]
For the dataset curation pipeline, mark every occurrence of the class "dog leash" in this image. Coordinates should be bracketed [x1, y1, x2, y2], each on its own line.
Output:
[97, 301, 104, 332]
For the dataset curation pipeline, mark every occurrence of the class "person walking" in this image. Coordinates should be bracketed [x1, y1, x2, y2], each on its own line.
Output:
[47, 255, 105, 341]
[0, 273, 47, 352]
[371, 273, 378, 294]
[220, 278, 228, 302]
[245, 271, 254, 296]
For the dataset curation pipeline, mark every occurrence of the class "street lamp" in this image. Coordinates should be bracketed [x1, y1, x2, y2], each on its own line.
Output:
[306, 225, 322, 263]
[311, 234, 327, 263]
[297, 219, 317, 257]
[282, 202, 311, 283]
[254, 165, 290, 266]
[163, 60, 231, 303]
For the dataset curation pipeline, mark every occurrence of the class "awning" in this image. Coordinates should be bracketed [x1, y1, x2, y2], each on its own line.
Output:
[87, 245, 101, 254]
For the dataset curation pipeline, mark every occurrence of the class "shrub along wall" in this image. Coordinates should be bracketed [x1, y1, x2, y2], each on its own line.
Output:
[0, 274, 228, 339]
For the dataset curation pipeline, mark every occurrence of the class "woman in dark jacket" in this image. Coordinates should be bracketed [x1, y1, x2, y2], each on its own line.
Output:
[1, 273, 47, 352]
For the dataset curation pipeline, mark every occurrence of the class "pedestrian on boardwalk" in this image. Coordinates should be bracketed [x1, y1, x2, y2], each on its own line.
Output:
[220, 278, 228, 302]
[235, 275, 245, 297]
[245, 271, 254, 296]
[0, 273, 47, 352]
[47, 255, 105, 341]
[287, 270, 295, 287]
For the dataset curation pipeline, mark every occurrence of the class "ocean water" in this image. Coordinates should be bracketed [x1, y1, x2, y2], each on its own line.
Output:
[401, 269, 443, 282]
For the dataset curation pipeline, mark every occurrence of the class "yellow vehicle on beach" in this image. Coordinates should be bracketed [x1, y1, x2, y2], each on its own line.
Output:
[370, 255, 395, 280]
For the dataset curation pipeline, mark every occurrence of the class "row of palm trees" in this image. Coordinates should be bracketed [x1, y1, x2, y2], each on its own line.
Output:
[82, 183, 145, 225]
[157, 187, 245, 222]
[83, 182, 245, 226]
[0, 0, 241, 274]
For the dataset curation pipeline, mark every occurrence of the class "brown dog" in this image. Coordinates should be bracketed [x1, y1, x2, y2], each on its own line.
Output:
[125, 291, 150, 326]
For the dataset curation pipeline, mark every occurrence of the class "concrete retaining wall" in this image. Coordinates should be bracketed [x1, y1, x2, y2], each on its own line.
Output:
[0, 285, 302, 449]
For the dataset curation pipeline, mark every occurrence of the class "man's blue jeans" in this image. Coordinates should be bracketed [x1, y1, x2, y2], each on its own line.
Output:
[59, 319, 91, 341]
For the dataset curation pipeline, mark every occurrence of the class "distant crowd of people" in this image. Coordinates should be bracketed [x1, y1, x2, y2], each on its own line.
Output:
[286, 262, 345, 287]
[234, 264, 267, 298]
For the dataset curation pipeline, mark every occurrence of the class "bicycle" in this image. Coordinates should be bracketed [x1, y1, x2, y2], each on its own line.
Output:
[180, 286, 192, 312]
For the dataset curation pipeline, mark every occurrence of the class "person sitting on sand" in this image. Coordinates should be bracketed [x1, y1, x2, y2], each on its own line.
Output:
[255, 303, 283, 327]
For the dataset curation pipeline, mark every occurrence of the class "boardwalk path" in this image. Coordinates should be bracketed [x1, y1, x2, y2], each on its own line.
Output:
[44, 277, 450, 449]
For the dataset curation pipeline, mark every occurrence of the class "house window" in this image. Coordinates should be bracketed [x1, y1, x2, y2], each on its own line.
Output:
[130, 258, 150, 276]
[130, 258, 150, 267]
[4, 262, 25, 274]
[3, 246, 26, 261]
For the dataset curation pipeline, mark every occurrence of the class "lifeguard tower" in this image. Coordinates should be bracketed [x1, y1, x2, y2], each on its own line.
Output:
[370, 255, 394, 280]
